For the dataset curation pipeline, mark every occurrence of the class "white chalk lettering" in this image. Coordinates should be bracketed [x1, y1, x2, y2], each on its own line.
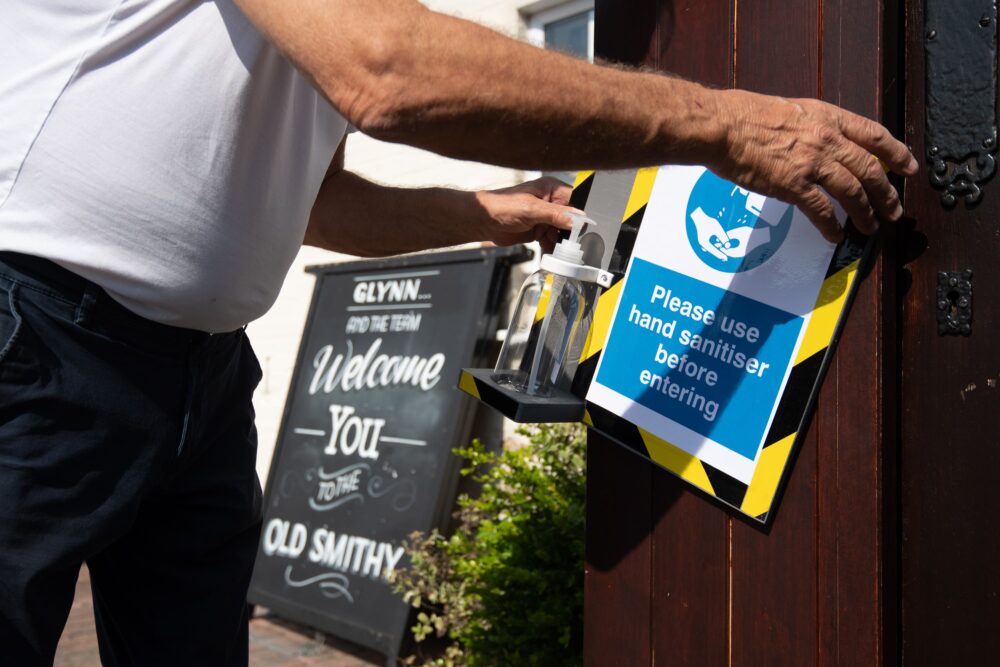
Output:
[353, 279, 421, 304]
[324, 404, 384, 460]
[307, 529, 404, 581]
[309, 339, 445, 395]
[262, 519, 308, 559]
[317, 468, 363, 501]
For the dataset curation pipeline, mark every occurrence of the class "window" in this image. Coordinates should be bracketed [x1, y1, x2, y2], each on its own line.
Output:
[524, 1, 595, 185]
[525, 1, 595, 60]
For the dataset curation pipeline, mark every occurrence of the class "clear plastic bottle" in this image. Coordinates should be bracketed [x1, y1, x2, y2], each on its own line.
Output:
[493, 215, 612, 397]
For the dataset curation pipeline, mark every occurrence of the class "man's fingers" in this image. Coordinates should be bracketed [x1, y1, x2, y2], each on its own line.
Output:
[796, 185, 844, 243]
[817, 161, 878, 235]
[525, 175, 574, 203]
[533, 225, 560, 254]
[837, 110, 918, 176]
[834, 139, 903, 223]
[535, 201, 576, 230]
[539, 175, 573, 196]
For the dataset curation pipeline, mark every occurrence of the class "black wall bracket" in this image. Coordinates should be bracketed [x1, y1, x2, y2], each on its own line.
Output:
[925, 1, 999, 208]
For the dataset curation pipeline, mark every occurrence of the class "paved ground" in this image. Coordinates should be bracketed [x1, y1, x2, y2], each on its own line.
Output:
[54, 567, 383, 667]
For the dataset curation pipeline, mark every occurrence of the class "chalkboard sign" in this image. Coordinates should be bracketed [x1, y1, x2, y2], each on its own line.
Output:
[248, 247, 525, 663]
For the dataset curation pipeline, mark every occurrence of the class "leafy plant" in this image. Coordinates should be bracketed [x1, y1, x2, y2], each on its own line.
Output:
[392, 422, 586, 667]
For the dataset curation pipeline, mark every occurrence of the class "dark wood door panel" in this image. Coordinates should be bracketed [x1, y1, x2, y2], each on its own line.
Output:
[730, 3, 822, 664]
[586, 1, 895, 665]
[646, 3, 733, 666]
[816, 2, 901, 665]
[584, 5, 661, 666]
[584, 437, 653, 667]
[901, 0, 1000, 662]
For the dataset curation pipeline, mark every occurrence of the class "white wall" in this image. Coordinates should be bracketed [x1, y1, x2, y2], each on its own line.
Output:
[247, 1, 541, 482]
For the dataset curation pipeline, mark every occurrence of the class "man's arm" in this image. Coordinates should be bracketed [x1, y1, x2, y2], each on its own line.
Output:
[235, 0, 917, 242]
[304, 139, 576, 256]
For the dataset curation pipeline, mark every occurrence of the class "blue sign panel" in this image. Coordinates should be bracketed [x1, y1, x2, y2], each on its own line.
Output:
[595, 259, 804, 460]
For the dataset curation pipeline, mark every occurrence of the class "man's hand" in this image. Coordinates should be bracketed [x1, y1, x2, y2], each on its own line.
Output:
[707, 91, 919, 242]
[474, 177, 578, 254]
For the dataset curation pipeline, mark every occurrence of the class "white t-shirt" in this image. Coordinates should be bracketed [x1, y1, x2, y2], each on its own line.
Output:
[0, 0, 348, 332]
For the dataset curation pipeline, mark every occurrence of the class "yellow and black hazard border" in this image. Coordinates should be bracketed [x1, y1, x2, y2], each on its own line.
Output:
[568, 168, 872, 524]
[459, 366, 586, 423]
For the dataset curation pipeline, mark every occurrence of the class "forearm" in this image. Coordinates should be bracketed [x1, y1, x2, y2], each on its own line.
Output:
[236, 0, 725, 171]
[305, 170, 490, 257]
[349, 14, 724, 170]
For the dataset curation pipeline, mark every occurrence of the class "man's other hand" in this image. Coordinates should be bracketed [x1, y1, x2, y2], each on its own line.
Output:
[475, 177, 579, 254]
[711, 90, 918, 243]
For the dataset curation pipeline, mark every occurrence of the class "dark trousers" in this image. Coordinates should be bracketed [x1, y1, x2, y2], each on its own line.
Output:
[0, 252, 263, 666]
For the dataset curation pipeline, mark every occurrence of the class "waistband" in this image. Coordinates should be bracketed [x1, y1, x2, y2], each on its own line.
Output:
[0, 251, 240, 351]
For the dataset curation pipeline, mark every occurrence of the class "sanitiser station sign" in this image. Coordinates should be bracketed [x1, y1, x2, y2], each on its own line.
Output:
[459, 166, 867, 523]
[578, 166, 868, 523]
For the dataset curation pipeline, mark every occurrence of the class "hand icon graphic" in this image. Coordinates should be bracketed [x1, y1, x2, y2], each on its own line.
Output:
[686, 171, 795, 273]
[690, 207, 734, 262]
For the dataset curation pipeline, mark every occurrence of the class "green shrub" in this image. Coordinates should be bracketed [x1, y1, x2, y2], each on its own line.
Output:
[392, 423, 586, 667]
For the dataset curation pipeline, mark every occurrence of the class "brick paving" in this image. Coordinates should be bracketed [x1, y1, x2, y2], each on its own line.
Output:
[54, 567, 383, 667]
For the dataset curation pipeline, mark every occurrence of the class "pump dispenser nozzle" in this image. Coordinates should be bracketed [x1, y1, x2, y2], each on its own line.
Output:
[539, 213, 613, 288]
[551, 213, 589, 265]
[567, 212, 590, 243]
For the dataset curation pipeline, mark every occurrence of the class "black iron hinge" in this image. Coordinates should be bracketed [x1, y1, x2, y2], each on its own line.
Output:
[925, 1, 999, 207]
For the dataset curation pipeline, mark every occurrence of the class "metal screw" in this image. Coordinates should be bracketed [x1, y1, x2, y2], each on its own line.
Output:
[927, 29, 937, 40]
[938, 299, 949, 309]
[959, 297, 970, 308]
[985, 137, 994, 148]
[981, 16, 992, 27]
[949, 277, 958, 287]
[929, 145, 939, 156]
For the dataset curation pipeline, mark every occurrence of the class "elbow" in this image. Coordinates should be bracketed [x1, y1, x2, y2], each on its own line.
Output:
[324, 18, 424, 140]
[342, 80, 410, 141]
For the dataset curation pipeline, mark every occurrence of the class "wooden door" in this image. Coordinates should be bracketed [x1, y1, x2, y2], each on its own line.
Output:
[900, 1, 1000, 663]
[585, 1, 901, 665]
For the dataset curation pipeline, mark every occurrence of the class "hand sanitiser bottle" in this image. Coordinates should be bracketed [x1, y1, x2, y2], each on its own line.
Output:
[493, 214, 612, 397]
